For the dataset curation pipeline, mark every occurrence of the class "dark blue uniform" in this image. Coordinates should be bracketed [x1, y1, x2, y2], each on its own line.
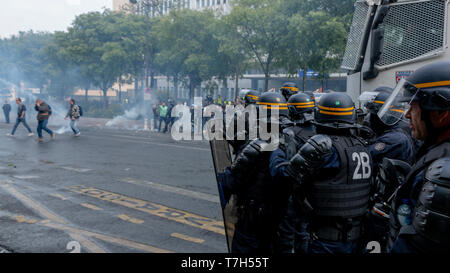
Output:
[368, 127, 415, 167]
[218, 149, 278, 254]
[387, 140, 450, 253]
[269, 124, 315, 253]
[389, 171, 423, 253]
[270, 146, 361, 253]
[365, 125, 416, 251]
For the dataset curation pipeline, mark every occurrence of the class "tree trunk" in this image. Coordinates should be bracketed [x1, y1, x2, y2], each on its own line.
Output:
[85, 88, 89, 104]
[119, 81, 122, 104]
[235, 68, 239, 101]
[302, 66, 307, 91]
[189, 79, 195, 102]
[103, 89, 108, 107]
[264, 72, 269, 92]
[174, 77, 178, 101]
[134, 78, 139, 104]
[222, 78, 228, 100]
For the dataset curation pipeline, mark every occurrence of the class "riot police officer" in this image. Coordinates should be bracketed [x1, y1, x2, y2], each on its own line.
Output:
[384, 62, 450, 253]
[284, 92, 373, 253]
[243, 90, 260, 106]
[225, 90, 260, 154]
[362, 87, 416, 251]
[280, 82, 300, 101]
[364, 88, 415, 167]
[270, 93, 316, 253]
[218, 92, 289, 253]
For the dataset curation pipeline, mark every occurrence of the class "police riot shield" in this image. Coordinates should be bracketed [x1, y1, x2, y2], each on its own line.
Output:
[209, 139, 238, 253]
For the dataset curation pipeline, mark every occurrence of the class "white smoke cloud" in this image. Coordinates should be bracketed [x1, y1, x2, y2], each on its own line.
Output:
[105, 106, 147, 131]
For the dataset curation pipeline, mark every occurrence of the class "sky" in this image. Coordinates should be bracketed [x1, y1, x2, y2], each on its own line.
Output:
[0, 0, 112, 38]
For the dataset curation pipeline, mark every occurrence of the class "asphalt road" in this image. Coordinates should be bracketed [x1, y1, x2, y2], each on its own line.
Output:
[0, 117, 227, 253]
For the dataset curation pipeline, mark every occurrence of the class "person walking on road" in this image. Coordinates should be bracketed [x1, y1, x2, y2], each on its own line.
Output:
[158, 101, 168, 133]
[3, 100, 11, 124]
[65, 98, 81, 137]
[35, 99, 54, 142]
[7, 98, 34, 137]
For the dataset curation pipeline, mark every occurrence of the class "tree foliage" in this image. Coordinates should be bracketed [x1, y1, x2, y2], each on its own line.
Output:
[0, 0, 356, 105]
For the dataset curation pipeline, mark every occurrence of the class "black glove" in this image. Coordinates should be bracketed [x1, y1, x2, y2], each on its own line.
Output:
[230, 139, 267, 178]
[286, 134, 333, 183]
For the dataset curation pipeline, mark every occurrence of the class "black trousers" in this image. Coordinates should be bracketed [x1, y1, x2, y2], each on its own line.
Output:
[3, 111, 10, 123]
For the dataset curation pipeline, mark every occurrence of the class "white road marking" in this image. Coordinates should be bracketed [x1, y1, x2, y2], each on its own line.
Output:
[87, 134, 210, 152]
[120, 178, 220, 204]
[61, 167, 92, 173]
[13, 175, 39, 180]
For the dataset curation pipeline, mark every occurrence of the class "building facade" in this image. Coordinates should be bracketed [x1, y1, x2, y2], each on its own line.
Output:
[113, 0, 231, 16]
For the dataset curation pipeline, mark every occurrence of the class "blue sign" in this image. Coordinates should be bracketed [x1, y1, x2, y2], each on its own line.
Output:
[299, 69, 319, 78]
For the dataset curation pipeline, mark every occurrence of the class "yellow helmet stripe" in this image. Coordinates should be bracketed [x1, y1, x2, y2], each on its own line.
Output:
[257, 102, 288, 106]
[390, 108, 404, 113]
[247, 95, 259, 100]
[318, 105, 355, 112]
[296, 106, 315, 109]
[319, 110, 354, 116]
[415, 80, 450, 89]
[263, 106, 288, 110]
[373, 100, 385, 104]
[283, 87, 299, 91]
[288, 102, 315, 106]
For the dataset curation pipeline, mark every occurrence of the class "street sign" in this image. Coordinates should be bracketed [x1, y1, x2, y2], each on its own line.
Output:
[299, 69, 319, 78]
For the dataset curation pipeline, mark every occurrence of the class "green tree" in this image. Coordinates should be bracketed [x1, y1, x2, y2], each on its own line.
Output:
[66, 10, 131, 105]
[214, 16, 250, 100]
[154, 9, 220, 100]
[227, 0, 289, 91]
[43, 31, 79, 99]
[283, 11, 348, 91]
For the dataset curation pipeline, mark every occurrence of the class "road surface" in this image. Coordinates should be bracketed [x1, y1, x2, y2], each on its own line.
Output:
[0, 117, 227, 253]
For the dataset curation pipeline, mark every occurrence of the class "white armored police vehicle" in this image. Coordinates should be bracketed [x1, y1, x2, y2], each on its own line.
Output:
[341, 0, 450, 106]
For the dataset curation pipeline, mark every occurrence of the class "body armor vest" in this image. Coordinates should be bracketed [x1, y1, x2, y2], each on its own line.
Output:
[307, 135, 372, 218]
[388, 141, 450, 252]
[280, 124, 316, 159]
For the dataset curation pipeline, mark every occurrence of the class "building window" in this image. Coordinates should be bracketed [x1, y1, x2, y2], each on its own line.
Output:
[197, 0, 200, 9]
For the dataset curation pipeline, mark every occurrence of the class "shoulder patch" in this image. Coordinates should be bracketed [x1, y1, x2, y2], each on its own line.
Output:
[374, 142, 387, 151]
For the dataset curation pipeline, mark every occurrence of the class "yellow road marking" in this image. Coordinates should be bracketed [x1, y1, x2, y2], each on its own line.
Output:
[0, 182, 171, 253]
[118, 214, 144, 224]
[81, 203, 102, 211]
[43, 222, 172, 253]
[69, 185, 225, 235]
[49, 193, 68, 201]
[171, 233, 205, 244]
[14, 215, 37, 224]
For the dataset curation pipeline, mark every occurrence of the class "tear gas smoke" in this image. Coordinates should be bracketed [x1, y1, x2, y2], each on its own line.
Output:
[0, 78, 72, 134]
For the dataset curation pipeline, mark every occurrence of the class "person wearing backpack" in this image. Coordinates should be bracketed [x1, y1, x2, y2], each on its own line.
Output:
[65, 98, 81, 137]
[35, 98, 54, 142]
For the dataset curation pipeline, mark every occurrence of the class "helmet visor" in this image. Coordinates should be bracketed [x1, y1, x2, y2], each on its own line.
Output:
[377, 79, 415, 126]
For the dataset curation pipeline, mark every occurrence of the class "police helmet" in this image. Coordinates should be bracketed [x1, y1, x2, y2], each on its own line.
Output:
[288, 93, 315, 120]
[257, 92, 288, 121]
[403, 62, 450, 111]
[315, 92, 356, 127]
[280, 82, 299, 100]
[365, 91, 392, 115]
[244, 90, 260, 106]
